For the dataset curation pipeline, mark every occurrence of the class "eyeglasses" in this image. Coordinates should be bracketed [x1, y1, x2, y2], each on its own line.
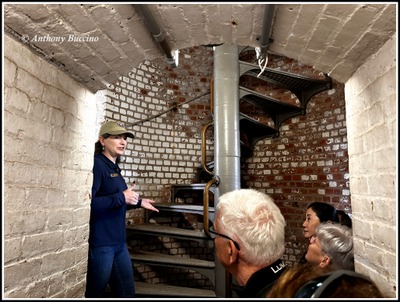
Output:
[309, 235, 324, 251]
[294, 270, 374, 298]
[208, 225, 240, 250]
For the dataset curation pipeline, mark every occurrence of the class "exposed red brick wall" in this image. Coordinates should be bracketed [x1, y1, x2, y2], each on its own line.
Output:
[108, 46, 350, 287]
[239, 52, 350, 263]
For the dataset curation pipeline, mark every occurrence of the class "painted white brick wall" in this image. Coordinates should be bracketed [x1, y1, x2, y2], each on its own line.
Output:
[345, 34, 396, 298]
[3, 35, 98, 298]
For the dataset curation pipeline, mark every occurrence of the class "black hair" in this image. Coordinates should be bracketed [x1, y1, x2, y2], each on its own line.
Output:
[336, 210, 352, 229]
[307, 202, 339, 223]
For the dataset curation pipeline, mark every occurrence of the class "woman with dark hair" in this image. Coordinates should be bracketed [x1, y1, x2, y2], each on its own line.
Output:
[299, 202, 353, 264]
[302, 202, 339, 239]
[299, 202, 338, 264]
[85, 121, 159, 298]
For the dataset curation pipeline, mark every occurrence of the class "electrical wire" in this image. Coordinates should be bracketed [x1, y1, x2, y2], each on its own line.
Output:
[255, 46, 268, 77]
[125, 90, 210, 127]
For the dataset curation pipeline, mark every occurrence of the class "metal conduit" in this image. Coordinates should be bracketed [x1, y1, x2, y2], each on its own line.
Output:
[258, 4, 276, 60]
[134, 4, 177, 67]
[213, 44, 240, 298]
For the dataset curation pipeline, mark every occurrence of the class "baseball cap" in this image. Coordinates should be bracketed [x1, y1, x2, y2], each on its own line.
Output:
[98, 121, 134, 138]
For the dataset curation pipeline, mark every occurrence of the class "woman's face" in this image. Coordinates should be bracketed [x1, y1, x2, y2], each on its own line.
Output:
[302, 208, 321, 238]
[101, 134, 128, 160]
[305, 235, 328, 267]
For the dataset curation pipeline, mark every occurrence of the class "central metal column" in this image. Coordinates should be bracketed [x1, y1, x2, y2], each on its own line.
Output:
[213, 44, 241, 297]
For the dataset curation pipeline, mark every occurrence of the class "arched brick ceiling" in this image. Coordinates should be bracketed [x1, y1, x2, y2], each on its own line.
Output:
[3, 3, 396, 92]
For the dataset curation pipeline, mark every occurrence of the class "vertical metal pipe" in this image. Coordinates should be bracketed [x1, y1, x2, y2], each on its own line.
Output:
[213, 45, 241, 196]
[259, 4, 276, 59]
[213, 44, 240, 297]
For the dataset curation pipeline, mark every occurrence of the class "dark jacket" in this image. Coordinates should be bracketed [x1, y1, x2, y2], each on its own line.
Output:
[232, 259, 286, 298]
[89, 153, 140, 247]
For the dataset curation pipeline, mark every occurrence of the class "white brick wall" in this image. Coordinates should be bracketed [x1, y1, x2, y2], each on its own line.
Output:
[345, 33, 396, 298]
[3, 35, 98, 298]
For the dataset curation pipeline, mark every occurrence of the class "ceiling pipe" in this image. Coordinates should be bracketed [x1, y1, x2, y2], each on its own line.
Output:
[134, 4, 178, 68]
[258, 4, 276, 60]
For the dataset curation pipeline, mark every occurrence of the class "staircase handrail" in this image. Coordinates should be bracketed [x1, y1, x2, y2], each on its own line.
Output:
[201, 122, 214, 176]
[203, 177, 219, 237]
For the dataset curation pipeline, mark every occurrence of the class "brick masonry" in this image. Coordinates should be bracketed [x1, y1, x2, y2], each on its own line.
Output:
[106, 47, 351, 287]
[4, 34, 97, 297]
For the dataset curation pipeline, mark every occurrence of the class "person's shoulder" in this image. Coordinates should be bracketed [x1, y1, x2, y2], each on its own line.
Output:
[94, 153, 107, 162]
[93, 153, 108, 169]
[93, 153, 102, 163]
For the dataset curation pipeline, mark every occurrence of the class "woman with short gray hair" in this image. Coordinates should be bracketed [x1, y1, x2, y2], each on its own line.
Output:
[305, 222, 354, 271]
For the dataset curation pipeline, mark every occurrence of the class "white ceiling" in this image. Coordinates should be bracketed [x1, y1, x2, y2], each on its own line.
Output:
[3, 3, 397, 92]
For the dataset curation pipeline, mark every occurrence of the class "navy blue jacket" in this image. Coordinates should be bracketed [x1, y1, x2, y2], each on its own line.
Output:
[89, 153, 139, 247]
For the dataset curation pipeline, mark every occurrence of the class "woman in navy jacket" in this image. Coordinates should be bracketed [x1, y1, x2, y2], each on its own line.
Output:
[85, 121, 158, 298]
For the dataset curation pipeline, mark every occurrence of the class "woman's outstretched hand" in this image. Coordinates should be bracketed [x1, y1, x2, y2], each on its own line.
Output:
[140, 198, 159, 212]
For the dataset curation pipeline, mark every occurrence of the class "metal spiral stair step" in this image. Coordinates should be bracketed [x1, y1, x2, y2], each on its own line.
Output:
[127, 223, 214, 247]
[171, 183, 215, 196]
[239, 112, 279, 147]
[130, 249, 216, 292]
[238, 60, 332, 103]
[134, 281, 217, 298]
[239, 85, 303, 113]
[153, 202, 214, 216]
[130, 249, 215, 270]
[239, 86, 304, 132]
[127, 222, 206, 238]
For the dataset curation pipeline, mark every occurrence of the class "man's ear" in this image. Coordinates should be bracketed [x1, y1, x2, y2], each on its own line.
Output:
[228, 240, 239, 264]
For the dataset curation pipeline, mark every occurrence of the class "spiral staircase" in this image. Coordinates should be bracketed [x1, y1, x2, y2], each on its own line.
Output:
[126, 58, 332, 298]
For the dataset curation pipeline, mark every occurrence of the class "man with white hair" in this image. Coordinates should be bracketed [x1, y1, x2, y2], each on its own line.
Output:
[209, 188, 287, 297]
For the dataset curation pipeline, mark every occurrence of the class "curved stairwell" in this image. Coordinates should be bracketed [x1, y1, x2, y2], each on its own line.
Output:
[127, 183, 217, 297]
[127, 57, 332, 298]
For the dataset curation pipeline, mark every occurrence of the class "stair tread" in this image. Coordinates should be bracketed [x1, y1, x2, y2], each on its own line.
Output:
[172, 183, 216, 202]
[130, 249, 215, 268]
[239, 112, 277, 131]
[239, 113, 278, 144]
[135, 281, 216, 297]
[239, 60, 331, 89]
[240, 85, 302, 112]
[155, 202, 214, 211]
[127, 223, 210, 240]
[171, 183, 208, 188]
